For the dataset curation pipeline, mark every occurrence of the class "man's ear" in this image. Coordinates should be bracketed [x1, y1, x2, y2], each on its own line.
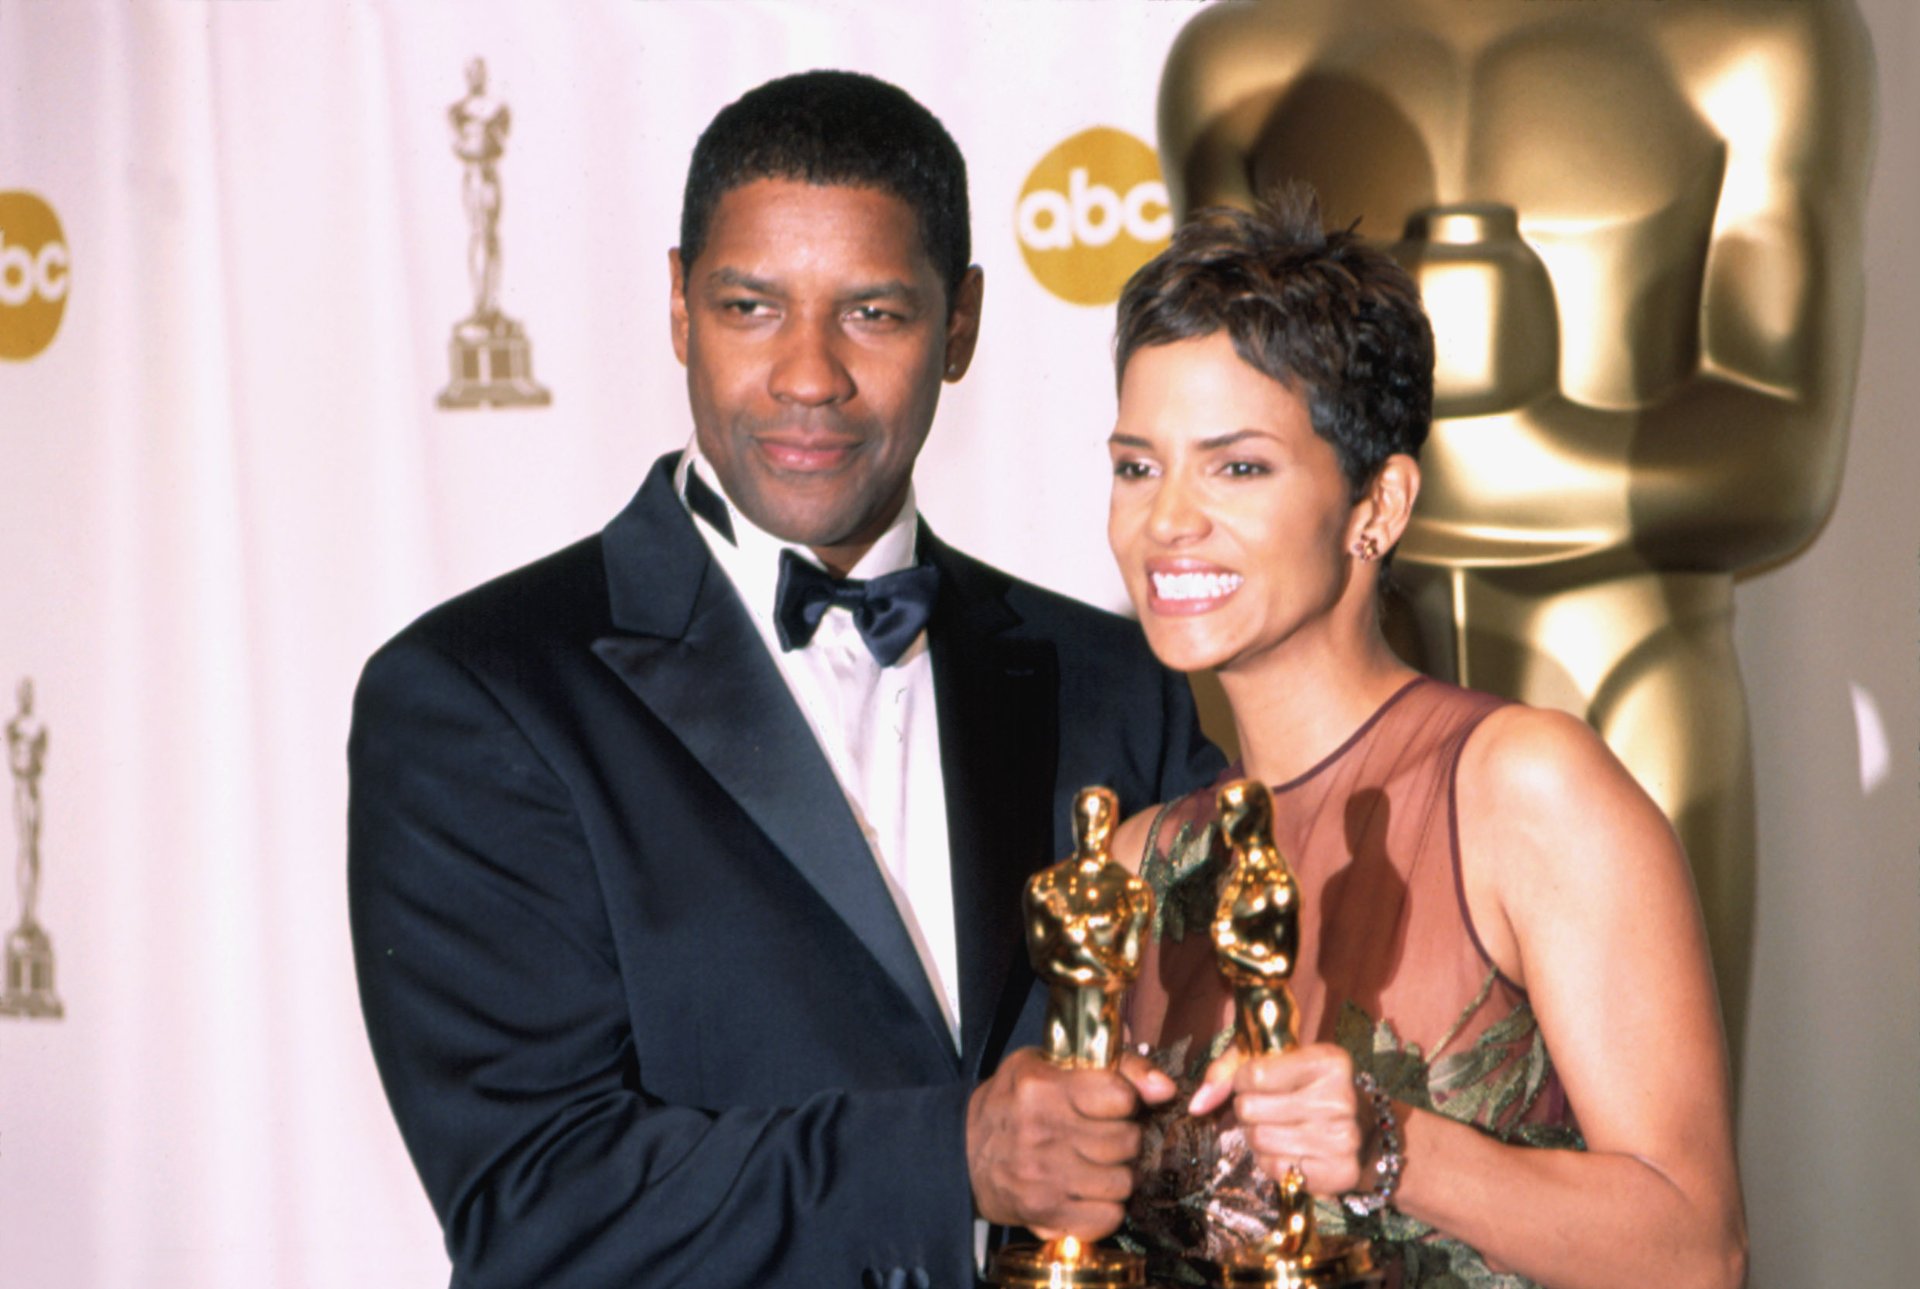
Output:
[942, 266, 985, 382]
[669, 248, 690, 367]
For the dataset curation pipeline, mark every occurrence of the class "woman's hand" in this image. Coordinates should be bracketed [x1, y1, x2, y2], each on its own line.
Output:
[1190, 1042, 1367, 1195]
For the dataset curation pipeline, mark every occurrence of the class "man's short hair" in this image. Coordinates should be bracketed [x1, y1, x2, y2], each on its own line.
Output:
[679, 70, 971, 307]
[1114, 185, 1434, 497]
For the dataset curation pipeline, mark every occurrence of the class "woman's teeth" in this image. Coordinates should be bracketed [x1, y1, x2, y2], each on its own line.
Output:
[1151, 571, 1243, 601]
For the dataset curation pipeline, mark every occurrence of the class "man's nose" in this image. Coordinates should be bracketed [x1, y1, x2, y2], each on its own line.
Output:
[769, 316, 855, 406]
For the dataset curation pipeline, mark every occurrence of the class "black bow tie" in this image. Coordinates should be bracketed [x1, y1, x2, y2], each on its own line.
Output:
[774, 548, 939, 667]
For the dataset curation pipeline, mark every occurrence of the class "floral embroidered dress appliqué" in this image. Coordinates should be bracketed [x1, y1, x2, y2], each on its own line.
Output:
[1119, 681, 1585, 1289]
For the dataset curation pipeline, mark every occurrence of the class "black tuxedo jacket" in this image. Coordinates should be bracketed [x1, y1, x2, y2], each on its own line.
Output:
[348, 454, 1222, 1288]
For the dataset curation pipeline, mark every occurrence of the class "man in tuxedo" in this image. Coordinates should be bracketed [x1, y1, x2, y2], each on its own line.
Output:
[348, 71, 1221, 1287]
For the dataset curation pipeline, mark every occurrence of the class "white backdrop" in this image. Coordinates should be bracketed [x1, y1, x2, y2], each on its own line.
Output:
[0, 3, 1913, 1286]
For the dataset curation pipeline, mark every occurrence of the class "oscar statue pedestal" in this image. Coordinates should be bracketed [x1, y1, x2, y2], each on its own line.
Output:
[438, 313, 551, 409]
[1, 920, 62, 1019]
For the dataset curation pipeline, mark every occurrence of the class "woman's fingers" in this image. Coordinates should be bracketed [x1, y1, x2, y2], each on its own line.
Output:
[1188, 1046, 1245, 1115]
[1222, 1044, 1367, 1194]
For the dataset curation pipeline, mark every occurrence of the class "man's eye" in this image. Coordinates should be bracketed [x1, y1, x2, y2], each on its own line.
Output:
[849, 305, 901, 323]
[721, 299, 772, 317]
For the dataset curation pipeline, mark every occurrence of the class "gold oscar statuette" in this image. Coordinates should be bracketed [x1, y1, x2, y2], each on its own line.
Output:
[1210, 781, 1377, 1289]
[988, 787, 1152, 1289]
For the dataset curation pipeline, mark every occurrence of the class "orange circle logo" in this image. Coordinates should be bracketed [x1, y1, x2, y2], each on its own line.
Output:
[0, 191, 69, 361]
[1015, 127, 1171, 307]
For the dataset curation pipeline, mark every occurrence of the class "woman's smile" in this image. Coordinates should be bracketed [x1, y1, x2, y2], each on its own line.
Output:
[1146, 562, 1246, 614]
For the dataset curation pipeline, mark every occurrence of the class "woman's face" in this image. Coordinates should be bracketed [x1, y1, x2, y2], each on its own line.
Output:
[1107, 333, 1360, 677]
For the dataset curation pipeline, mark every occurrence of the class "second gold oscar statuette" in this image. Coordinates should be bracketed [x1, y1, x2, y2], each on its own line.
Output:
[987, 786, 1151, 1288]
[1210, 781, 1380, 1289]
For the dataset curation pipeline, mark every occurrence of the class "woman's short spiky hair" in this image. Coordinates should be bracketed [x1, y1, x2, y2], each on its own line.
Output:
[1114, 185, 1434, 498]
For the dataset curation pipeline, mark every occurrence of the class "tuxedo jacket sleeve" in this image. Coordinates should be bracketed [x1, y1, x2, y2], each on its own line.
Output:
[347, 456, 1223, 1288]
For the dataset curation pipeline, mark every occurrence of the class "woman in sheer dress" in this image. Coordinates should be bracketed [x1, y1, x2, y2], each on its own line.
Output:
[1099, 192, 1745, 1289]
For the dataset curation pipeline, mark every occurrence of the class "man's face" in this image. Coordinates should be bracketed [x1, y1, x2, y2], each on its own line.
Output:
[672, 178, 982, 573]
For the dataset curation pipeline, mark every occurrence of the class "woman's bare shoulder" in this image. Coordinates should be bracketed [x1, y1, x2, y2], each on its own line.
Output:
[1112, 805, 1162, 875]
[1459, 699, 1686, 910]
[1462, 701, 1647, 819]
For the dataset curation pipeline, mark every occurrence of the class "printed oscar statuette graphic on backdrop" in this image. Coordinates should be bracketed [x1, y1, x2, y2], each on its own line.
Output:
[437, 57, 551, 410]
[0, 190, 71, 362]
[1015, 128, 1171, 307]
[2, 678, 62, 1020]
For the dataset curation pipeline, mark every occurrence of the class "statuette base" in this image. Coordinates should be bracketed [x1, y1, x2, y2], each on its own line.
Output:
[438, 313, 551, 408]
[1214, 1235, 1380, 1288]
[1, 921, 62, 1019]
[989, 1238, 1145, 1287]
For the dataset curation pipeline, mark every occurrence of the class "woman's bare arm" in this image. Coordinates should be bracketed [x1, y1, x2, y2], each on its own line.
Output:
[1388, 704, 1745, 1289]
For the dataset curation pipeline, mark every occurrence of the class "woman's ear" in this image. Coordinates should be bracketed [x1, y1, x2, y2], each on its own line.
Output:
[1348, 454, 1422, 559]
[1371, 454, 1421, 548]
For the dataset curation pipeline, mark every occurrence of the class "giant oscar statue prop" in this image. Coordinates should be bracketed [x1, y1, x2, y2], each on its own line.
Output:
[989, 787, 1152, 1289]
[1211, 781, 1377, 1289]
[1156, 0, 1876, 1067]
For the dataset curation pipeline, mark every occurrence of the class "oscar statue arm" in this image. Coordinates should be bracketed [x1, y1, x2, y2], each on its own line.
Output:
[1026, 878, 1113, 984]
[347, 632, 978, 1288]
[1120, 871, 1153, 971]
[1213, 887, 1295, 986]
[1630, 4, 1876, 566]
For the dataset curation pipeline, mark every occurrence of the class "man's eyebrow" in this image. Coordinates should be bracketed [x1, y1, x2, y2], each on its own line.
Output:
[699, 270, 927, 309]
[705, 267, 780, 294]
[843, 280, 928, 307]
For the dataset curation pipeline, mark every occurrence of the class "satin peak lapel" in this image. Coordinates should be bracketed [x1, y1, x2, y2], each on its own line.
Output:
[591, 459, 955, 1060]
[926, 535, 1059, 1077]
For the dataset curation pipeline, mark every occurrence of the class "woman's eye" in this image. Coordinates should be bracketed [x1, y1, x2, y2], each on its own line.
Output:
[1222, 460, 1269, 478]
[1112, 459, 1156, 480]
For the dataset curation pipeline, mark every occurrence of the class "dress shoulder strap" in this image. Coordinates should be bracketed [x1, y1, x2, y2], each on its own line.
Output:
[1444, 695, 1527, 997]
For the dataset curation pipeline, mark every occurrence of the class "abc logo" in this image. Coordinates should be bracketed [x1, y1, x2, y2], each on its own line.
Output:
[1016, 127, 1172, 307]
[0, 191, 70, 361]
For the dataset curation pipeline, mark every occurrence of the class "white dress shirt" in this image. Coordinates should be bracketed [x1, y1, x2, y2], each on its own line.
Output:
[675, 443, 962, 1052]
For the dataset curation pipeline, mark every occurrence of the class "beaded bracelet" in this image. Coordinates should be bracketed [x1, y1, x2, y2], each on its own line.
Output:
[1343, 1070, 1404, 1217]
